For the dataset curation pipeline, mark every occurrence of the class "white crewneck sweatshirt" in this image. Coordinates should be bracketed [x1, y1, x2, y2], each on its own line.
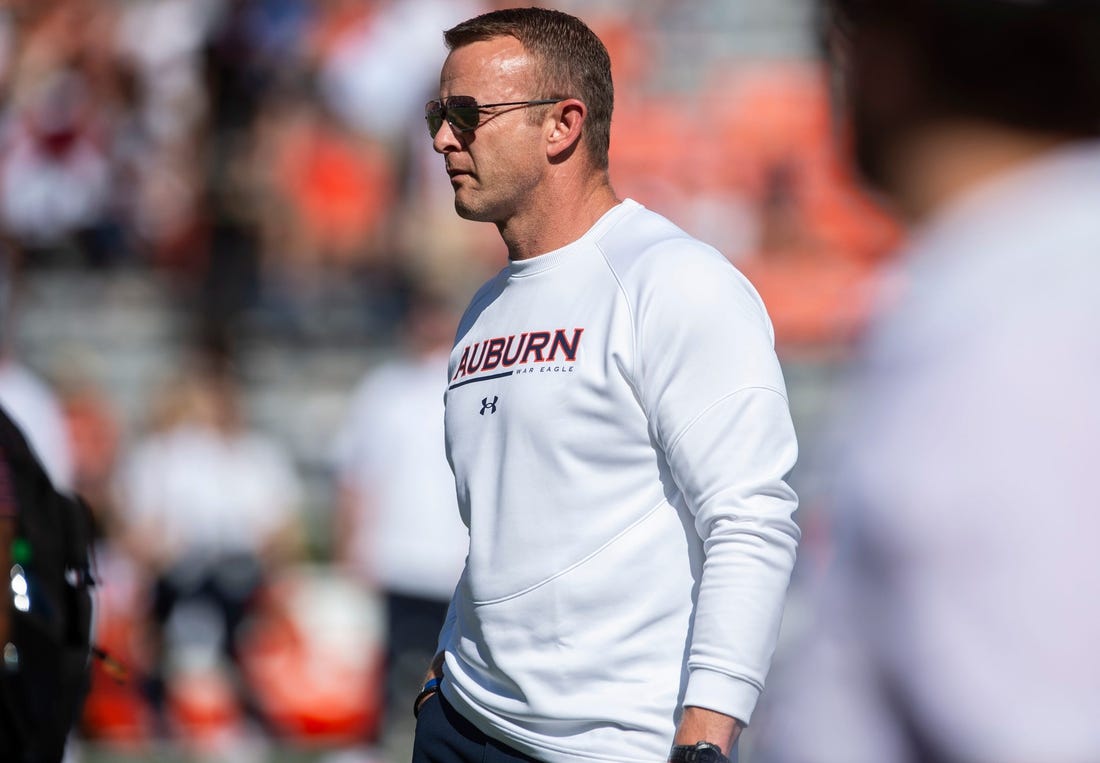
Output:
[438, 199, 800, 762]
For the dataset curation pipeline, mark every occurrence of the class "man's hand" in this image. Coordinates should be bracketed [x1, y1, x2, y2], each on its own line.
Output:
[673, 706, 743, 757]
[415, 651, 446, 716]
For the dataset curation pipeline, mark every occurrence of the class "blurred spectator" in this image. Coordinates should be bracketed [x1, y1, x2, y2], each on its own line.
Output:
[0, 0, 139, 268]
[736, 160, 879, 351]
[698, 63, 900, 351]
[333, 287, 468, 762]
[0, 68, 113, 262]
[112, 0, 219, 147]
[756, 1, 1100, 761]
[318, 0, 485, 144]
[114, 353, 305, 734]
[56, 364, 121, 533]
[608, 59, 901, 353]
[253, 91, 395, 275]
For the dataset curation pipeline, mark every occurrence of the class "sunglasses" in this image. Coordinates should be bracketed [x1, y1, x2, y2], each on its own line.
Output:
[425, 96, 566, 138]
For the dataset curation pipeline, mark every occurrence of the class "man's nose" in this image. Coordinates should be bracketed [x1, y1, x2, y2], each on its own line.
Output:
[433, 119, 462, 154]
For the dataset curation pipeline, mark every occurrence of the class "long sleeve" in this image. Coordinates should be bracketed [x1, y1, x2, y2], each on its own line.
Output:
[634, 243, 801, 724]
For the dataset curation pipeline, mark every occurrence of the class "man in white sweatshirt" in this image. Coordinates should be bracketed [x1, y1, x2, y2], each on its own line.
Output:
[412, 8, 800, 763]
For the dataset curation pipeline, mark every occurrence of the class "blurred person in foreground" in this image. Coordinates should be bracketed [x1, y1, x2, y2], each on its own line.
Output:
[334, 286, 468, 761]
[757, 1, 1100, 761]
[413, 8, 800, 763]
[0, 405, 94, 763]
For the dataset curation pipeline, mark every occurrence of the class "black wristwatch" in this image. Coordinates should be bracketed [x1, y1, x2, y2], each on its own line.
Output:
[668, 741, 730, 763]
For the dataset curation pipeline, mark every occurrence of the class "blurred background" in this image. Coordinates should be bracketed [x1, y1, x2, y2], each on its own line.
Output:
[0, 0, 902, 761]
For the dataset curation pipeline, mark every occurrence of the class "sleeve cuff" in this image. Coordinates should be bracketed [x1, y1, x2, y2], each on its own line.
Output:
[683, 668, 761, 726]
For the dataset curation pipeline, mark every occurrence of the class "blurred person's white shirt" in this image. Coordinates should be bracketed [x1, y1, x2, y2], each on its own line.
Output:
[113, 0, 221, 144]
[119, 422, 301, 563]
[319, 0, 485, 141]
[0, 360, 74, 491]
[334, 350, 467, 601]
[758, 141, 1100, 762]
[0, 119, 111, 246]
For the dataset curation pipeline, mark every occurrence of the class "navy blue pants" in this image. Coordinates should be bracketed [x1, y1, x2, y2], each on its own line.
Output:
[412, 691, 737, 763]
[412, 692, 542, 762]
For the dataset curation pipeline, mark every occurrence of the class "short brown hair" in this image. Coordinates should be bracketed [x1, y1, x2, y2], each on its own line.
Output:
[444, 7, 614, 169]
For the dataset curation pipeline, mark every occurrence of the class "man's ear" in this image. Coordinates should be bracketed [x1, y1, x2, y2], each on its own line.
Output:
[546, 99, 586, 160]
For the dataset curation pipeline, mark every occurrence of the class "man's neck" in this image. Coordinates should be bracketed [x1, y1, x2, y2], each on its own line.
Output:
[890, 121, 1070, 223]
[499, 176, 620, 261]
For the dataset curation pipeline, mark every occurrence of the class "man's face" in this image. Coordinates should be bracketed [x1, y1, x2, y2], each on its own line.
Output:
[433, 37, 550, 224]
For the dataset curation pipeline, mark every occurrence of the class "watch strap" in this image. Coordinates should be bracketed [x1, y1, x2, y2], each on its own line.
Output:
[413, 676, 442, 719]
[669, 741, 730, 763]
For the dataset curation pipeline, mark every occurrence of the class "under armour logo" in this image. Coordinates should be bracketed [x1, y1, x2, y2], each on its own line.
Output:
[480, 396, 498, 415]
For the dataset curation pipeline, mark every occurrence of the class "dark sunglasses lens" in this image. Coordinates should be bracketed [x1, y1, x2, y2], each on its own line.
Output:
[425, 101, 444, 137]
[448, 105, 480, 132]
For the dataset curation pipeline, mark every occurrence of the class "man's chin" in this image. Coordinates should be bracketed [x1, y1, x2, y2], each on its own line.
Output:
[454, 197, 491, 222]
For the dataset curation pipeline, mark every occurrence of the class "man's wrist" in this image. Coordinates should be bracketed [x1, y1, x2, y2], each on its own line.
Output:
[413, 676, 442, 718]
[673, 705, 742, 755]
[669, 741, 731, 763]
